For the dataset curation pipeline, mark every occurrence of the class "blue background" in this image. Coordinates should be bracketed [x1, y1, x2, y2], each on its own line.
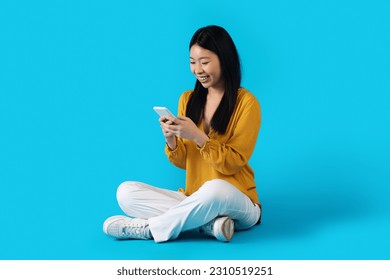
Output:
[0, 0, 389, 260]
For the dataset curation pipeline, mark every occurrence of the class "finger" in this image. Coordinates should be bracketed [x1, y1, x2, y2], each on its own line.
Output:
[161, 122, 173, 130]
[161, 126, 173, 136]
[177, 116, 188, 121]
[176, 116, 191, 125]
[159, 116, 176, 124]
[164, 116, 176, 123]
[166, 124, 178, 132]
[158, 116, 168, 123]
[160, 126, 170, 135]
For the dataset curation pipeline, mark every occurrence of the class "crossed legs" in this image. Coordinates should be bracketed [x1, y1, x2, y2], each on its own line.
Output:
[105, 179, 261, 243]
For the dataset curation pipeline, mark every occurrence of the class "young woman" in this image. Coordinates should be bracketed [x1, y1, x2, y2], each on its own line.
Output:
[103, 25, 262, 243]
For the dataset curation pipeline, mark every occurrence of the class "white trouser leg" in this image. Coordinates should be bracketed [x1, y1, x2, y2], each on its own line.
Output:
[148, 179, 261, 243]
[116, 181, 186, 219]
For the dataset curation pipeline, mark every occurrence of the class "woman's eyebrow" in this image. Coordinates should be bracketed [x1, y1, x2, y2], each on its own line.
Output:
[189, 56, 211, 60]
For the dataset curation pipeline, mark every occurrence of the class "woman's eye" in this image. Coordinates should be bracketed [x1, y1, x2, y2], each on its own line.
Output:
[190, 61, 195, 64]
[201, 62, 209, 65]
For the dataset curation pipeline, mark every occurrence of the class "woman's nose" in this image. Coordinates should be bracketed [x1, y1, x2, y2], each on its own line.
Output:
[194, 62, 204, 74]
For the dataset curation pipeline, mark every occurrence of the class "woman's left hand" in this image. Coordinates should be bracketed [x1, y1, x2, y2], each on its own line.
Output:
[163, 116, 209, 147]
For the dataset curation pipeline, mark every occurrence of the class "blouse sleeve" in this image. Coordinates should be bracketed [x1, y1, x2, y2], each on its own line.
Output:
[198, 95, 261, 175]
[164, 137, 186, 169]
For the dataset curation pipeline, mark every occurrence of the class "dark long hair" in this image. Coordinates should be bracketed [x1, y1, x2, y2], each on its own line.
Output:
[186, 25, 241, 134]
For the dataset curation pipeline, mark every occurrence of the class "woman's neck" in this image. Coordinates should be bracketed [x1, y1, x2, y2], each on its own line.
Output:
[207, 86, 225, 97]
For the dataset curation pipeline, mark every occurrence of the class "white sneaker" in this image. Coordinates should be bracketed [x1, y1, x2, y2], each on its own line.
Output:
[199, 216, 234, 242]
[103, 215, 152, 240]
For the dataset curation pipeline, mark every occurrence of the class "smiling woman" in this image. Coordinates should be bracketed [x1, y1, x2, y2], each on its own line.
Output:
[189, 46, 224, 134]
[103, 25, 262, 243]
[187, 25, 242, 135]
[190, 47, 223, 90]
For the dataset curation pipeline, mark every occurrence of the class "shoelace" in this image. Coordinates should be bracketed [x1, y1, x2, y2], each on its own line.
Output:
[121, 222, 150, 239]
[199, 220, 214, 235]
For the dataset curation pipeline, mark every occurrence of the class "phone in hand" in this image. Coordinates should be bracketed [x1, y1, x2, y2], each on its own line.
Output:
[153, 106, 176, 121]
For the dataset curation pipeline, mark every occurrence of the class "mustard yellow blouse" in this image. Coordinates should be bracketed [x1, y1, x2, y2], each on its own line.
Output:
[165, 87, 261, 204]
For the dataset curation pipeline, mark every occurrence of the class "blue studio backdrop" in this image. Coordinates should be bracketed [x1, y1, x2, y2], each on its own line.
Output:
[0, 0, 389, 259]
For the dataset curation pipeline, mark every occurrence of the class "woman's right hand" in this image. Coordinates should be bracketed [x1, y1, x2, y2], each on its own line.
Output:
[159, 116, 177, 150]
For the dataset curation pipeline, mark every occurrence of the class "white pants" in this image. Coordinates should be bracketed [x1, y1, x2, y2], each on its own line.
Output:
[116, 179, 261, 243]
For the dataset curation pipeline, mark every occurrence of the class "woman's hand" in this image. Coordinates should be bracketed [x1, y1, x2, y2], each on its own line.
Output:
[159, 116, 177, 150]
[161, 116, 209, 147]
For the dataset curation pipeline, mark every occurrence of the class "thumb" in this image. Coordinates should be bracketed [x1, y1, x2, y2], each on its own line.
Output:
[177, 116, 189, 121]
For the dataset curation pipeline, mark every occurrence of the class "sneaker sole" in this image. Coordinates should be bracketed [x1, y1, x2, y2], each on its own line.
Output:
[220, 218, 234, 242]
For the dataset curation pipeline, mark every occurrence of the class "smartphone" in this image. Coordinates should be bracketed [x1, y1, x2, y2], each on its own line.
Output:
[153, 106, 176, 119]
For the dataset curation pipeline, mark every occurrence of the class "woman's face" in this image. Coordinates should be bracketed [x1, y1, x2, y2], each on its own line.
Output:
[190, 44, 224, 91]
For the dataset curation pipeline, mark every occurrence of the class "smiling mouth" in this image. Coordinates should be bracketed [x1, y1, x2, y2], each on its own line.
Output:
[198, 75, 209, 82]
